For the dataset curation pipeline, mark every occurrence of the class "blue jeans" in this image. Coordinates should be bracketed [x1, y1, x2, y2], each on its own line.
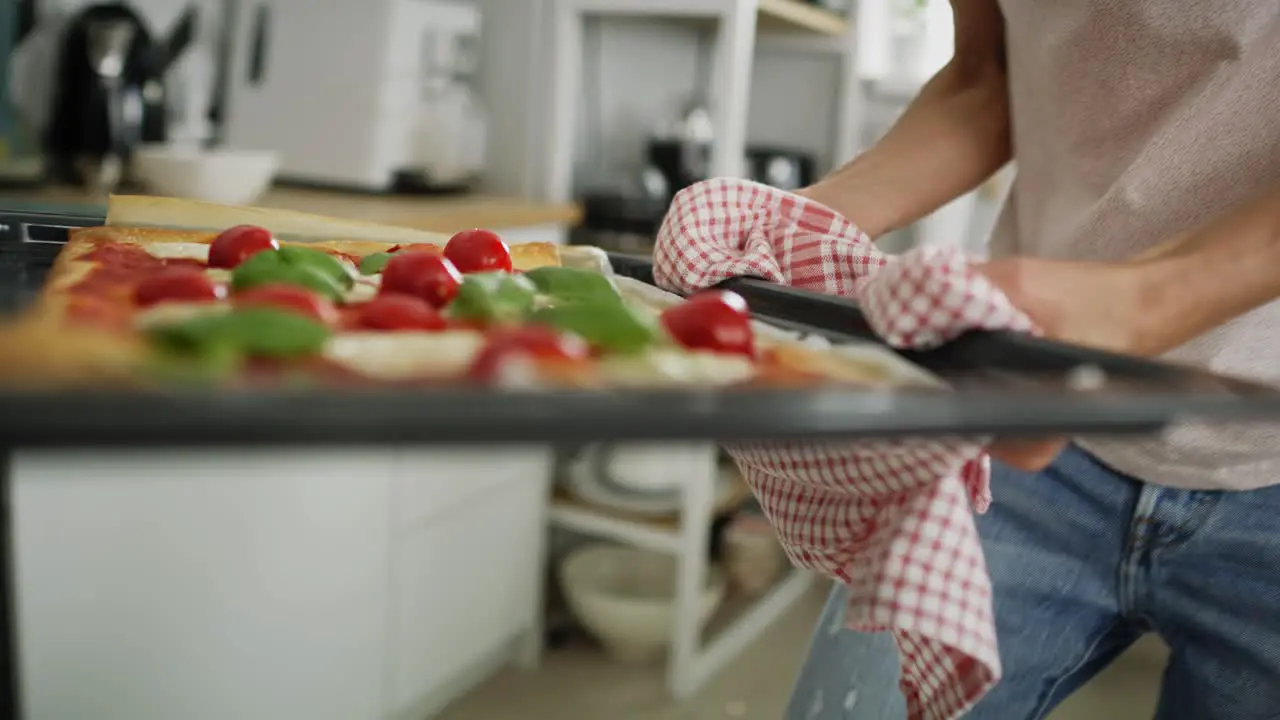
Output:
[786, 444, 1280, 719]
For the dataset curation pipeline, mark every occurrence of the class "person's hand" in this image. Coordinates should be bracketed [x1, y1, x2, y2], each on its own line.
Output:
[975, 256, 1151, 470]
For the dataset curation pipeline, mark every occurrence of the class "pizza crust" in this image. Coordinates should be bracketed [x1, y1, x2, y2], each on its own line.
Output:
[104, 195, 563, 270]
[59, 223, 562, 271]
[0, 310, 149, 387]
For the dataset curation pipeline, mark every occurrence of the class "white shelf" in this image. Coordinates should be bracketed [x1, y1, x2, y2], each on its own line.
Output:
[757, 0, 849, 37]
[546, 454, 811, 699]
[542, 0, 864, 203]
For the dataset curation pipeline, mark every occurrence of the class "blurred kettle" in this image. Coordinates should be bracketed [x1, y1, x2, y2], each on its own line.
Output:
[45, 2, 196, 191]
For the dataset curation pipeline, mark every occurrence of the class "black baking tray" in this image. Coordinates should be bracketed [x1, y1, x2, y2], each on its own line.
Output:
[2, 207, 1279, 448]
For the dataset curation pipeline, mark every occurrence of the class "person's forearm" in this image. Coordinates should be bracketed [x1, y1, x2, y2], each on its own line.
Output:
[1129, 182, 1280, 354]
[801, 64, 1012, 238]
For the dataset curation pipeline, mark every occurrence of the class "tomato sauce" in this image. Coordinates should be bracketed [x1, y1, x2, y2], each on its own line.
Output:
[70, 243, 207, 308]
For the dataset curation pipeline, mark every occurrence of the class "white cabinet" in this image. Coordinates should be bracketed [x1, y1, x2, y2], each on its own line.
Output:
[12, 447, 552, 720]
[388, 470, 547, 718]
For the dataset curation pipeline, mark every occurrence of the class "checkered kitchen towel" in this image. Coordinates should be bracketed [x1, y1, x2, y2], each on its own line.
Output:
[653, 178, 1036, 720]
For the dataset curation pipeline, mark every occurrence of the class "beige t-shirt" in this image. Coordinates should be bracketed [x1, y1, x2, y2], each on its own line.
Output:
[988, 1, 1280, 489]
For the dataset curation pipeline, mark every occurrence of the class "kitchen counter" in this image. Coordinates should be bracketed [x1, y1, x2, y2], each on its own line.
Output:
[0, 185, 582, 234]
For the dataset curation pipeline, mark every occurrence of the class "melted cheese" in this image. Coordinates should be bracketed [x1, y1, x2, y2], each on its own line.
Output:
[322, 330, 485, 380]
[344, 274, 382, 304]
[134, 301, 229, 328]
[598, 349, 755, 388]
[204, 268, 233, 284]
[141, 242, 211, 261]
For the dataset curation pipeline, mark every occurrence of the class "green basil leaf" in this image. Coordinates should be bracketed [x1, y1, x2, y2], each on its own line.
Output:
[449, 272, 537, 324]
[359, 252, 393, 276]
[147, 308, 332, 361]
[531, 301, 657, 354]
[277, 246, 355, 289]
[145, 343, 244, 386]
[232, 256, 345, 301]
[223, 308, 332, 358]
[522, 266, 621, 305]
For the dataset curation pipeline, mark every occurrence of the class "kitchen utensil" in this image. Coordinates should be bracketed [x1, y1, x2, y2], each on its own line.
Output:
[559, 544, 727, 663]
[7, 212, 1280, 446]
[131, 144, 278, 205]
[723, 513, 786, 596]
[563, 445, 741, 517]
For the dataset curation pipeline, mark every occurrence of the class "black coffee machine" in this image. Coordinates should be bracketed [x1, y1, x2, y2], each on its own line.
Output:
[45, 2, 194, 190]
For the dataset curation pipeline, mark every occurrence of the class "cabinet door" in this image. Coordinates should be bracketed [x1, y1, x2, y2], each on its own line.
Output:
[13, 450, 394, 720]
[387, 473, 548, 716]
[391, 446, 552, 534]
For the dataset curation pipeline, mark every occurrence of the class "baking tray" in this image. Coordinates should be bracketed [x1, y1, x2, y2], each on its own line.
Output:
[1, 207, 1279, 449]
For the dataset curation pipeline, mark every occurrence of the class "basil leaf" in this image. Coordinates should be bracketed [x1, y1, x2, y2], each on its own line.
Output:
[531, 301, 657, 354]
[277, 246, 355, 289]
[359, 252, 393, 275]
[224, 308, 332, 357]
[449, 272, 537, 324]
[522, 266, 621, 306]
[148, 308, 332, 360]
[231, 252, 345, 301]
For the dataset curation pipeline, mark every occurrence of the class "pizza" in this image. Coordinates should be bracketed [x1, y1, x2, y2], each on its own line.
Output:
[0, 196, 924, 391]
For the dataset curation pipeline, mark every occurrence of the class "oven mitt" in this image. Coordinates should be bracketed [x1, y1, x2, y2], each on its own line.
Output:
[654, 178, 1036, 720]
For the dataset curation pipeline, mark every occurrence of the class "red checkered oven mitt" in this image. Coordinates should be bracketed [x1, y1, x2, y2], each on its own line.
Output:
[653, 178, 1036, 720]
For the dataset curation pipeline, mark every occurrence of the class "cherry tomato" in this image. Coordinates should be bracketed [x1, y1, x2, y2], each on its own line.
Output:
[233, 283, 338, 324]
[358, 294, 447, 331]
[133, 268, 225, 307]
[379, 252, 462, 307]
[467, 326, 588, 382]
[208, 225, 279, 269]
[444, 229, 512, 274]
[660, 290, 755, 357]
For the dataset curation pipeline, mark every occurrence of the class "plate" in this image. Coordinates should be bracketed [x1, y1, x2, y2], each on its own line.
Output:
[563, 444, 741, 517]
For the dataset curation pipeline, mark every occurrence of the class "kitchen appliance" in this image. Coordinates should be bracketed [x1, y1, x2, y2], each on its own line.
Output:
[221, 0, 487, 193]
[44, 2, 195, 191]
[743, 146, 816, 191]
[645, 99, 714, 197]
[0, 0, 45, 186]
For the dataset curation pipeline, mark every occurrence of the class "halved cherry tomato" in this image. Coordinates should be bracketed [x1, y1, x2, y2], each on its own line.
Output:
[358, 294, 447, 331]
[133, 268, 225, 307]
[659, 290, 755, 357]
[444, 229, 512, 274]
[380, 252, 462, 307]
[233, 283, 338, 324]
[208, 225, 279, 269]
[467, 326, 589, 382]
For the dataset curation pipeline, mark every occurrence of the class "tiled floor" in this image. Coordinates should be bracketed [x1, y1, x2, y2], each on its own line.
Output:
[440, 585, 1166, 719]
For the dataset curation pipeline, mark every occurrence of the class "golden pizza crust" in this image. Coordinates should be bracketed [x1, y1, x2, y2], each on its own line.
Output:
[764, 343, 901, 386]
[0, 310, 149, 387]
[80, 216, 562, 271]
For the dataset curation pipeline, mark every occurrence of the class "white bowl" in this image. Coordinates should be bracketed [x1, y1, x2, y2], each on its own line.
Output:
[559, 544, 727, 664]
[132, 145, 279, 206]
